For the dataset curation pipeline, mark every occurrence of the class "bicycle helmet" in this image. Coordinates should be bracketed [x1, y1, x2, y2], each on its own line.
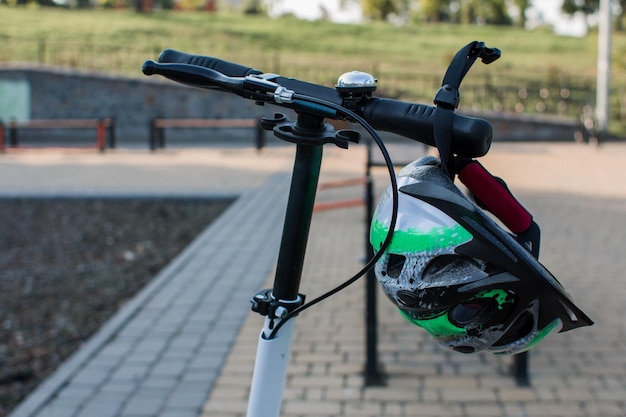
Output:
[370, 156, 593, 355]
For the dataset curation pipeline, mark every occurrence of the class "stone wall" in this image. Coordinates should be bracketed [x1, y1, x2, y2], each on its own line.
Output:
[0, 66, 580, 149]
[466, 110, 578, 143]
[0, 66, 271, 148]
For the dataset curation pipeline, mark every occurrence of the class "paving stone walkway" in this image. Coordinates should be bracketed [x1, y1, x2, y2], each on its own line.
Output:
[202, 142, 626, 417]
[2, 142, 625, 417]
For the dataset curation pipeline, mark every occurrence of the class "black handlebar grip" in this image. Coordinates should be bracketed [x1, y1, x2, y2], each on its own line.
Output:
[362, 98, 492, 158]
[157, 49, 263, 77]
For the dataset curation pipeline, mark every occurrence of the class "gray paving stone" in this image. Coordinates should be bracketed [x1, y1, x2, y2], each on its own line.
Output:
[186, 354, 222, 371]
[71, 367, 111, 386]
[75, 400, 123, 417]
[180, 371, 217, 384]
[132, 338, 170, 354]
[121, 395, 167, 416]
[109, 364, 151, 382]
[141, 376, 179, 390]
[166, 384, 209, 409]
[32, 402, 81, 417]
[160, 348, 195, 362]
[157, 409, 199, 417]
[168, 334, 204, 350]
[123, 351, 161, 366]
[56, 385, 98, 400]
[99, 380, 140, 394]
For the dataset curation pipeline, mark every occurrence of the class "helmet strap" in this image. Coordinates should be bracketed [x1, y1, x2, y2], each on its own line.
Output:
[433, 41, 500, 179]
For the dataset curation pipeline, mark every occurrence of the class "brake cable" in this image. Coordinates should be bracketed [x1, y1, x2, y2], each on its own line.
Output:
[268, 93, 399, 340]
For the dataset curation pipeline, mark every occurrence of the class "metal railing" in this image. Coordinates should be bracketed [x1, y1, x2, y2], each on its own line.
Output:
[2, 36, 625, 130]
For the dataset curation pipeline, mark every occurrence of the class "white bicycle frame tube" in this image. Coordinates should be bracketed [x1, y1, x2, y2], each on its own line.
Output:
[246, 317, 296, 417]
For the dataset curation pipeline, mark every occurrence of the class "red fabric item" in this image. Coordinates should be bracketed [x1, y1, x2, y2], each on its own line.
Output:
[458, 161, 532, 234]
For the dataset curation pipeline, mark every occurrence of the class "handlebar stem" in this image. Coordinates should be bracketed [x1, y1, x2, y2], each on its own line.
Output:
[272, 144, 322, 302]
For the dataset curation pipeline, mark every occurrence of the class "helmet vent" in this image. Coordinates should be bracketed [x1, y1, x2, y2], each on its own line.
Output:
[423, 255, 483, 283]
[453, 346, 475, 354]
[493, 311, 534, 347]
[558, 299, 582, 323]
[386, 254, 406, 279]
[449, 298, 498, 328]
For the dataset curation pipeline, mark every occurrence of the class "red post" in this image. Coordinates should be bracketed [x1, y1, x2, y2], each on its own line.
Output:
[0, 123, 4, 153]
[97, 119, 106, 152]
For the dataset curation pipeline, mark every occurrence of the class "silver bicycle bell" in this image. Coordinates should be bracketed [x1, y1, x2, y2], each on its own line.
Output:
[336, 71, 377, 95]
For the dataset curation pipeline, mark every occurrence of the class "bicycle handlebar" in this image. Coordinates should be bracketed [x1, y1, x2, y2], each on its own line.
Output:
[360, 99, 490, 157]
[143, 49, 492, 157]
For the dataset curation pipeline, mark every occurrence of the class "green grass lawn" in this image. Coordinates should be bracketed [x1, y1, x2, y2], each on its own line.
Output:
[1, 5, 625, 133]
[1, 6, 620, 79]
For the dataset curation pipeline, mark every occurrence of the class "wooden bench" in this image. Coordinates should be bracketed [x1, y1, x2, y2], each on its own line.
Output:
[149, 118, 265, 151]
[0, 118, 115, 152]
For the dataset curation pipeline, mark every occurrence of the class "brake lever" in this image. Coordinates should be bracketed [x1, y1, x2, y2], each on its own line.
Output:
[142, 60, 293, 103]
[142, 60, 246, 95]
[144, 60, 343, 120]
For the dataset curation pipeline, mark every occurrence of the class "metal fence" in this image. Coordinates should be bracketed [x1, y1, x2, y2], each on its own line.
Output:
[279, 61, 624, 126]
[3, 36, 625, 130]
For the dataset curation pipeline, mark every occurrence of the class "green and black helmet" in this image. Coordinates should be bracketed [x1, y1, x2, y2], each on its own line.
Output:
[370, 156, 593, 355]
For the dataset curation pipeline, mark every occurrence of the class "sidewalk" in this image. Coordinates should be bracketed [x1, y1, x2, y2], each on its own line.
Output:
[2, 145, 297, 417]
[2, 142, 625, 417]
[202, 142, 626, 417]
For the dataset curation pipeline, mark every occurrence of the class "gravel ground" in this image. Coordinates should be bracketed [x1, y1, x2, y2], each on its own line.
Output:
[0, 198, 231, 417]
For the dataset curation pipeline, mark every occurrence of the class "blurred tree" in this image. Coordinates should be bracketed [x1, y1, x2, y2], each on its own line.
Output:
[134, 0, 152, 11]
[420, 0, 451, 21]
[511, 0, 530, 26]
[242, 0, 264, 14]
[413, 0, 512, 25]
[362, 0, 400, 20]
[487, 0, 510, 24]
[561, 0, 598, 15]
[561, 0, 626, 30]
[458, 0, 510, 25]
[5, 0, 57, 5]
